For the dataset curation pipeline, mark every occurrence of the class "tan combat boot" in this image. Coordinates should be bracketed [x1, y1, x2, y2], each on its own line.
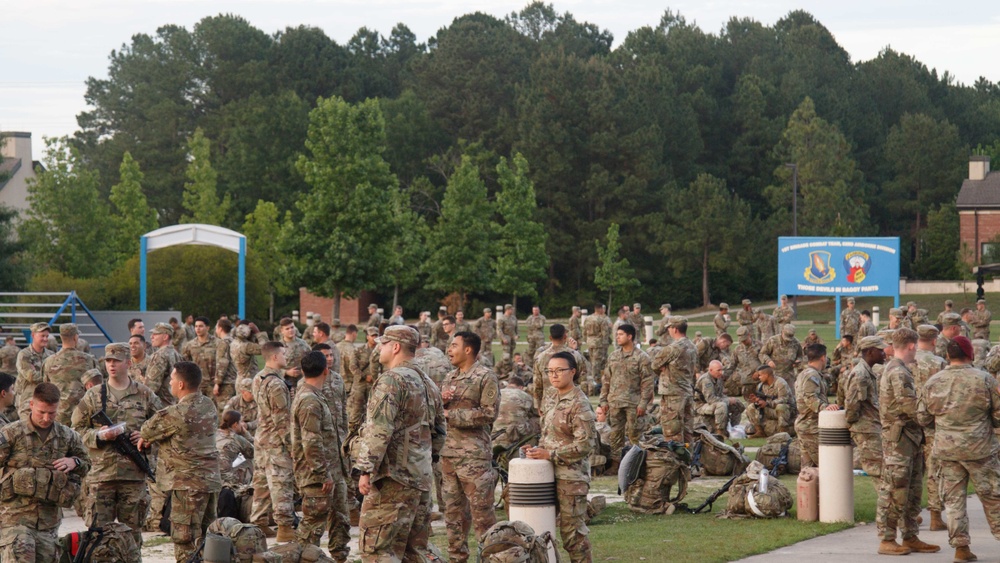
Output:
[276, 524, 296, 543]
[953, 546, 977, 562]
[929, 510, 946, 531]
[877, 540, 912, 555]
[902, 536, 940, 553]
[258, 525, 277, 538]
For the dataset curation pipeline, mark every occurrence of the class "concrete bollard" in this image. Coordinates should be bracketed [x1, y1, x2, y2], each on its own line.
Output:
[818, 409, 854, 523]
[507, 458, 558, 562]
[644, 315, 654, 344]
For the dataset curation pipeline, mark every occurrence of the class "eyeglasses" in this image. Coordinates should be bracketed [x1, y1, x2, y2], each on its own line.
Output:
[544, 367, 574, 376]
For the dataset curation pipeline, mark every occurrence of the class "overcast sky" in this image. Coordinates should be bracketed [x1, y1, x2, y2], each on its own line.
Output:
[3, 0, 999, 156]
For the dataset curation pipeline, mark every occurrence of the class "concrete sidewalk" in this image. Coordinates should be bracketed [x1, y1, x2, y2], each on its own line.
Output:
[738, 496, 999, 562]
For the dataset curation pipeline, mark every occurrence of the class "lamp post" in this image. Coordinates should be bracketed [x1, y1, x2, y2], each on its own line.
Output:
[785, 163, 798, 236]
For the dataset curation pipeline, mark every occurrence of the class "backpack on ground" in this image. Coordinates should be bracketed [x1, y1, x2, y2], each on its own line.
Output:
[754, 432, 800, 475]
[261, 540, 336, 563]
[207, 517, 268, 563]
[694, 428, 749, 476]
[622, 429, 691, 514]
[59, 522, 140, 563]
[479, 520, 559, 563]
[722, 460, 793, 519]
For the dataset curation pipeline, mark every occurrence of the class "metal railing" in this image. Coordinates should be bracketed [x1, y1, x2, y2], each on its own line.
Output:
[0, 291, 113, 350]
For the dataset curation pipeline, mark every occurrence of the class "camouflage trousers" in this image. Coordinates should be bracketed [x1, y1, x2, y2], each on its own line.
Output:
[148, 456, 167, 531]
[795, 427, 819, 468]
[497, 340, 516, 378]
[432, 458, 444, 514]
[525, 336, 544, 365]
[0, 525, 59, 563]
[478, 343, 494, 368]
[556, 479, 592, 563]
[938, 455, 1000, 548]
[442, 457, 497, 563]
[923, 428, 942, 512]
[745, 404, 793, 437]
[358, 477, 422, 562]
[659, 395, 694, 443]
[587, 341, 607, 383]
[851, 430, 884, 536]
[86, 480, 150, 548]
[877, 436, 923, 541]
[607, 405, 640, 461]
[695, 401, 729, 436]
[213, 383, 236, 411]
[250, 447, 296, 527]
[407, 488, 434, 560]
[296, 480, 351, 561]
[170, 490, 217, 563]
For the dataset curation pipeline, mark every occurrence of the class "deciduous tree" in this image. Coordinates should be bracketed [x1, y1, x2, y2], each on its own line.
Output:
[108, 151, 158, 268]
[594, 223, 639, 312]
[493, 153, 548, 309]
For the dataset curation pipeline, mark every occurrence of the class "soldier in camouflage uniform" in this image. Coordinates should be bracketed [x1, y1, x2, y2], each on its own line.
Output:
[474, 308, 496, 368]
[72, 342, 163, 548]
[230, 322, 268, 385]
[842, 336, 886, 504]
[830, 335, 857, 402]
[745, 365, 796, 437]
[441, 332, 500, 563]
[416, 311, 433, 346]
[388, 306, 405, 327]
[414, 340, 451, 388]
[278, 318, 311, 389]
[216, 410, 254, 490]
[876, 328, 940, 556]
[714, 303, 731, 336]
[353, 326, 437, 562]
[454, 311, 472, 335]
[598, 324, 654, 461]
[138, 361, 221, 563]
[759, 324, 805, 389]
[937, 313, 963, 358]
[41, 324, 97, 424]
[756, 307, 777, 346]
[841, 297, 861, 338]
[795, 344, 833, 467]
[959, 308, 974, 339]
[0, 336, 18, 372]
[408, 351, 447, 563]
[336, 325, 359, 397]
[916, 335, 1000, 563]
[533, 325, 590, 410]
[907, 302, 929, 327]
[181, 316, 218, 401]
[169, 318, 187, 352]
[347, 328, 379, 438]
[654, 304, 673, 345]
[497, 305, 519, 377]
[737, 299, 755, 329]
[311, 322, 343, 375]
[773, 295, 794, 333]
[972, 299, 992, 341]
[492, 375, 539, 450]
[311, 344, 352, 560]
[732, 326, 762, 399]
[568, 306, 583, 343]
[525, 351, 595, 563]
[365, 303, 383, 331]
[627, 303, 644, 336]
[223, 378, 258, 436]
[213, 318, 238, 408]
[913, 325, 948, 531]
[249, 342, 296, 540]
[431, 306, 449, 352]
[652, 316, 697, 444]
[936, 300, 955, 325]
[0, 373, 16, 428]
[525, 306, 546, 363]
[583, 304, 611, 385]
[697, 333, 732, 372]
[858, 310, 877, 338]
[128, 334, 149, 387]
[0, 382, 90, 562]
[146, 323, 183, 407]
[13, 323, 53, 420]
[694, 359, 745, 437]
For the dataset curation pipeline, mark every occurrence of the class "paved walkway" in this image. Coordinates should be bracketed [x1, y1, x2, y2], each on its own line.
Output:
[738, 496, 999, 562]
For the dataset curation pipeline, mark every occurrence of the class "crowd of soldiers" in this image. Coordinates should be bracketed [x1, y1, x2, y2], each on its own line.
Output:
[1, 294, 999, 563]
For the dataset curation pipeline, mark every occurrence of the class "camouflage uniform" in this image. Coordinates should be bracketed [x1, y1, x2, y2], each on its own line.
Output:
[139, 392, 221, 563]
[317, 371, 351, 559]
[353, 360, 436, 562]
[215, 428, 254, 489]
[72, 377, 163, 547]
[291, 381, 343, 553]
[492, 387, 539, 450]
[181, 335, 219, 401]
[859, 319, 877, 338]
[732, 337, 762, 398]
[914, 348, 946, 515]
[0, 417, 90, 562]
[230, 328, 269, 384]
[281, 337, 311, 389]
[146, 344, 183, 407]
[583, 313, 611, 386]
[651, 335, 697, 443]
[844, 358, 884, 481]
[335, 340, 356, 397]
[971, 306, 992, 341]
[539, 385, 596, 563]
[223, 387, 258, 435]
[759, 333, 805, 389]
[737, 308, 755, 328]
[830, 342, 857, 402]
[0, 343, 18, 372]
[626, 310, 644, 332]
[876, 357, 924, 543]
[773, 304, 794, 332]
[42, 345, 97, 424]
[745, 376, 796, 437]
[526, 314, 546, 364]
[568, 314, 583, 343]
[841, 307, 861, 338]
[366, 311, 384, 330]
[654, 316, 673, 345]
[413, 346, 450, 388]
[408, 366, 446, 562]
[13, 345, 52, 421]
[213, 333, 238, 408]
[416, 319, 432, 345]
[454, 318, 472, 335]
[694, 371, 744, 435]
[249, 367, 296, 528]
[754, 311, 776, 343]
[473, 314, 496, 368]
[916, 363, 1000, 550]
[794, 366, 828, 467]
[347, 345, 377, 437]
[431, 318, 449, 353]
[128, 355, 149, 388]
[713, 312, 730, 336]
[441, 363, 500, 563]
[497, 314, 518, 376]
[599, 347, 654, 460]
[533, 344, 590, 410]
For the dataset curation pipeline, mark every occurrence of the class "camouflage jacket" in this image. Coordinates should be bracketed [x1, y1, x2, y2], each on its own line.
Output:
[627, 312, 644, 330]
[773, 305, 794, 328]
[654, 317, 673, 344]
[442, 362, 500, 460]
[336, 341, 356, 394]
[366, 313, 383, 330]
[830, 343, 857, 375]
[567, 316, 582, 342]
[42, 347, 98, 424]
[317, 372, 349, 480]
[215, 335, 237, 387]
[0, 344, 18, 372]
[139, 392, 221, 492]
[533, 344, 589, 408]
[72, 379, 163, 482]
[413, 346, 451, 388]
[879, 358, 922, 446]
[913, 349, 946, 399]
[583, 313, 611, 343]
[353, 362, 435, 491]
[14, 346, 52, 419]
[498, 315, 518, 346]
[252, 367, 292, 452]
[0, 419, 90, 530]
[651, 338, 696, 397]
[231, 332, 268, 381]
[918, 363, 1000, 461]
[431, 320, 449, 351]
[844, 359, 881, 434]
[910, 309, 929, 326]
[128, 355, 149, 387]
[755, 314, 776, 342]
[971, 309, 992, 338]
[736, 309, 755, 327]
[794, 366, 828, 433]
[493, 387, 538, 444]
[146, 345, 182, 406]
[182, 336, 218, 390]
[539, 386, 595, 483]
[223, 394, 258, 435]
[732, 340, 762, 382]
[694, 372, 726, 408]
[215, 428, 254, 488]
[935, 335, 951, 359]
[840, 309, 861, 336]
[858, 320, 877, 338]
[713, 313, 730, 336]
[759, 335, 804, 379]
[599, 346, 654, 410]
[416, 320, 433, 344]
[417, 367, 446, 466]
[282, 337, 312, 387]
[454, 320, 472, 334]
[756, 377, 796, 411]
[474, 316, 496, 344]
[291, 382, 337, 489]
[347, 346, 376, 435]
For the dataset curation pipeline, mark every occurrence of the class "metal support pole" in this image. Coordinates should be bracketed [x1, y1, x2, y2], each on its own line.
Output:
[238, 237, 246, 320]
[140, 237, 148, 312]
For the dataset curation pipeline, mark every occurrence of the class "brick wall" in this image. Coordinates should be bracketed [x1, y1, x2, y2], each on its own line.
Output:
[298, 288, 373, 325]
[960, 210, 1000, 263]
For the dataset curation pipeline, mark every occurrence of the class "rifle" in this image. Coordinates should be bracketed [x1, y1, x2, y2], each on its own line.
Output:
[681, 473, 739, 514]
[769, 438, 792, 477]
[690, 440, 704, 474]
[91, 384, 156, 482]
[72, 527, 105, 563]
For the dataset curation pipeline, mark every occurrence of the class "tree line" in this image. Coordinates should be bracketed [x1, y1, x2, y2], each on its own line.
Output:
[4, 3, 1000, 318]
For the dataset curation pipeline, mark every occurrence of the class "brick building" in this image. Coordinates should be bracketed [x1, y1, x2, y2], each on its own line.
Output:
[957, 155, 999, 263]
[298, 288, 375, 325]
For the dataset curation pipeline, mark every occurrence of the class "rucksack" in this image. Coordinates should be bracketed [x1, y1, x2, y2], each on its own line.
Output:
[723, 461, 792, 518]
[263, 540, 336, 562]
[207, 517, 267, 563]
[59, 522, 140, 563]
[754, 432, 800, 476]
[623, 430, 691, 514]
[694, 428, 749, 476]
[479, 520, 558, 563]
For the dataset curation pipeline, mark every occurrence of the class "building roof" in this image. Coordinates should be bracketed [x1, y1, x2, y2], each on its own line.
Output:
[0, 157, 21, 190]
[956, 171, 1000, 209]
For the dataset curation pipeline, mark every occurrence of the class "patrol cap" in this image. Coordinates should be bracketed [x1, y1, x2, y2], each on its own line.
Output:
[572, 306, 580, 312]
[332, 318, 341, 326]
[742, 299, 751, 306]
[238, 377, 253, 392]
[780, 294, 788, 300]
[736, 326, 750, 337]
[906, 301, 916, 308]
[858, 336, 886, 351]
[379, 325, 419, 347]
[916, 325, 939, 340]
[504, 304, 513, 311]
[104, 343, 129, 361]
[877, 329, 895, 340]
[666, 316, 687, 328]
[808, 328, 817, 335]
[234, 324, 252, 339]
[695, 331, 702, 337]
[151, 322, 173, 336]
[660, 303, 671, 311]
[889, 308, 902, 317]
[30, 322, 50, 333]
[369, 303, 378, 310]
[719, 303, 729, 310]
[944, 299, 954, 307]
[81, 369, 103, 385]
[977, 299, 986, 305]
[633, 303, 641, 308]
[365, 326, 380, 337]
[952, 335, 974, 359]
[781, 324, 795, 337]
[941, 312, 962, 327]
[484, 307, 492, 313]
[847, 297, 855, 304]
[59, 323, 79, 337]
[312, 313, 323, 320]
